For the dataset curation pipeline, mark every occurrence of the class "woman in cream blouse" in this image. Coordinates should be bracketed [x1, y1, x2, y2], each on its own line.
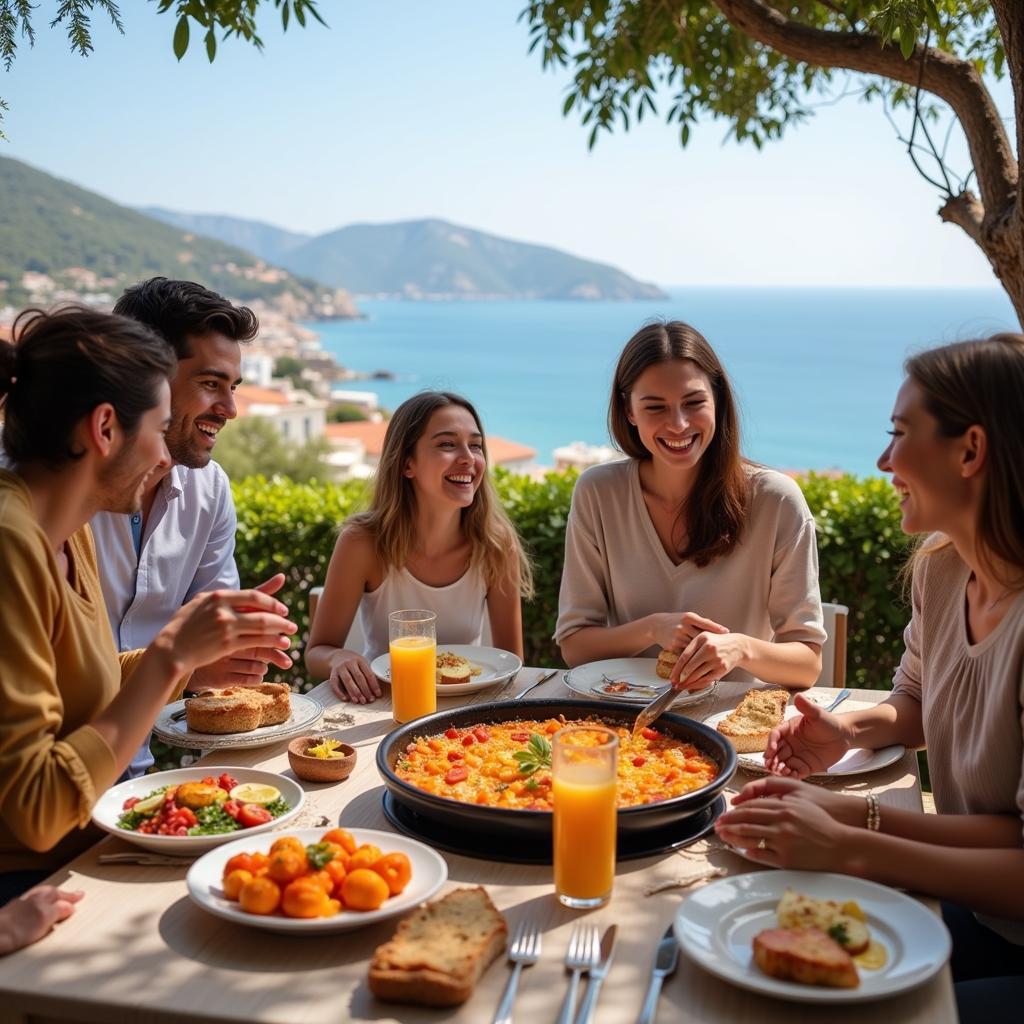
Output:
[556, 320, 825, 690]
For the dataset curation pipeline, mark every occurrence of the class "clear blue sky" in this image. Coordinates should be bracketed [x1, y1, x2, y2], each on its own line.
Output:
[2, 1, 1014, 288]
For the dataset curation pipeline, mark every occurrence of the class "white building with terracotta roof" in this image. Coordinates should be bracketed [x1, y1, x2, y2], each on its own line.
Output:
[234, 384, 328, 446]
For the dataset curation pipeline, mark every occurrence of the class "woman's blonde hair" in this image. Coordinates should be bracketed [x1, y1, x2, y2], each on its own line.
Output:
[348, 391, 533, 597]
[903, 334, 1024, 589]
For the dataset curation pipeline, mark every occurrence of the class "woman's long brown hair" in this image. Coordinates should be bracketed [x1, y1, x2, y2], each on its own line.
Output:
[906, 334, 1024, 588]
[609, 320, 748, 566]
[348, 391, 533, 597]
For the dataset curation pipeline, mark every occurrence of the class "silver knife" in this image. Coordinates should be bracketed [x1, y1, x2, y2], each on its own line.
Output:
[632, 684, 679, 737]
[512, 668, 558, 701]
[574, 924, 616, 1024]
[635, 925, 679, 1024]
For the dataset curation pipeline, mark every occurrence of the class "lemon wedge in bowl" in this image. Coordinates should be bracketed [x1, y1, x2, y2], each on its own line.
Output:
[229, 782, 281, 806]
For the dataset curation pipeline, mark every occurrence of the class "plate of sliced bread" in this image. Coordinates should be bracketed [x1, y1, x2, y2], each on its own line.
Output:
[153, 690, 323, 750]
[370, 645, 522, 696]
[704, 694, 904, 778]
[675, 870, 950, 1002]
[563, 657, 717, 708]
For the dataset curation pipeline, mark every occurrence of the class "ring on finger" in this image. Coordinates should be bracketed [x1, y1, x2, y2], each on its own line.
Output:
[757, 837, 768, 850]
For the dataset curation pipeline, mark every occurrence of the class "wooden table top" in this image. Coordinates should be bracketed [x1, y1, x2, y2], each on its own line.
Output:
[0, 671, 956, 1024]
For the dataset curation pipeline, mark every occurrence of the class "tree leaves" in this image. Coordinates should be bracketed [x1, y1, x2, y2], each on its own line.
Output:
[173, 15, 189, 60]
[518, 1, 1004, 150]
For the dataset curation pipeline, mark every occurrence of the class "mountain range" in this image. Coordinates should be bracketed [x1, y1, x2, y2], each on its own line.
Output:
[0, 157, 356, 318]
[142, 210, 667, 301]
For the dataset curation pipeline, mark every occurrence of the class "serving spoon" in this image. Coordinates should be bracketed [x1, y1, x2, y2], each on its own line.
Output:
[632, 684, 681, 739]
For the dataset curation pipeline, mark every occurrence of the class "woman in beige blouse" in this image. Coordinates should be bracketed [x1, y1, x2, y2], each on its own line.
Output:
[556, 320, 825, 690]
[715, 334, 1024, 1017]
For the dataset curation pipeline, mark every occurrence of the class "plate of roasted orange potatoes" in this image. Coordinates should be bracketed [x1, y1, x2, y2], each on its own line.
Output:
[186, 827, 448, 933]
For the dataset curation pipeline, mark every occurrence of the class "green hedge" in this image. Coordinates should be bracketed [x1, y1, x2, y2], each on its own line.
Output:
[231, 467, 910, 690]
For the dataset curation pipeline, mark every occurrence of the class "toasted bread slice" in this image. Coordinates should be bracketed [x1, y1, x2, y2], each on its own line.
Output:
[436, 652, 473, 686]
[716, 688, 790, 753]
[368, 887, 507, 1007]
[656, 649, 678, 680]
[776, 890, 870, 955]
[753, 927, 859, 988]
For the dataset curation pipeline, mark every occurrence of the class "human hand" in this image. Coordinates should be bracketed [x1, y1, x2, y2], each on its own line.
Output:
[0, 886, 83, 955]
[647, 612, 728, 657]
[187, 574, 293, 687]
[157, 587, 297, 675]
[670, 629, 747, 691]
[713, 790, 855, 871]
[729, 774, 866, 828]
[763, 692, 855, 778]
[329, 650, 381, 704]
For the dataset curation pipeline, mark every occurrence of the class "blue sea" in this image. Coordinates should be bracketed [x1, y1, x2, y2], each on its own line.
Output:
[309, 288, 1017, 477]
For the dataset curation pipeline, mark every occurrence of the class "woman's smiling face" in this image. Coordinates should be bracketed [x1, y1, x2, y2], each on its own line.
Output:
[404, 405, 486, 508]
[626, 359, 716, 470]
[877, 377, 973, 535]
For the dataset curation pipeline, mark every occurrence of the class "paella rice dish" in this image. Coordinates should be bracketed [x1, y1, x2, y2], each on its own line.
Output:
[392, 717, 720, 811]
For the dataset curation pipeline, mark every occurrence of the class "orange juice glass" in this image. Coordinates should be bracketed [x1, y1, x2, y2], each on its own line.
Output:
[552, 725, 618, 909]
[388, 609, 437, 724]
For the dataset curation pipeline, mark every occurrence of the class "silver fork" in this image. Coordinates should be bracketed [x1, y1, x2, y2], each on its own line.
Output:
[492, 918, 541, 1024]
[555, 922, 599, 1024]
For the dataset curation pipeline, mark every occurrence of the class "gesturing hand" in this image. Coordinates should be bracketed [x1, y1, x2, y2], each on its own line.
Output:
[158, 586, 297, 676]
[763, 692, 854, 779]
[188, 574, 293, 687]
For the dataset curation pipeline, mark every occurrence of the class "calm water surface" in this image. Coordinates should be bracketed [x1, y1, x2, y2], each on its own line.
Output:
[310, 288, 1016, 476]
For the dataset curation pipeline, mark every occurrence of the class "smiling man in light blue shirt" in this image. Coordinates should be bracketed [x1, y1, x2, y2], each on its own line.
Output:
[91, 278, 290, 778]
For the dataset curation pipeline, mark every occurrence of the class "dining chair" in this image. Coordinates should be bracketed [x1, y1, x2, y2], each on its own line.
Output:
[817, 601, 849, 688]
[307, 585, 366, 656]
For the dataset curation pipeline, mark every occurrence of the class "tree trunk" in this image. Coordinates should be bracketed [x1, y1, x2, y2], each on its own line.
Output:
[713, 0, 1024, 327]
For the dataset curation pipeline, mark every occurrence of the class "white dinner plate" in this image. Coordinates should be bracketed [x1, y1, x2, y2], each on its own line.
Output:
[702, 706, 904, 777]
[186, 827, 448, 934]
[563, 657, 717, 709]
[675, 870, 950, 1002]
[92, 766, 304, 855]
[152, 692, 324, 750]
[370, 644, 523, 696]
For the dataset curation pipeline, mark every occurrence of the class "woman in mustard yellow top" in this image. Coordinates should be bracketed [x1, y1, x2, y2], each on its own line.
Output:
[0, 308, 296, 902]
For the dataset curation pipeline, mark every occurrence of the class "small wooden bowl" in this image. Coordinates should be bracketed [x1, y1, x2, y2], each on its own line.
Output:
[287, 734, 357, 784]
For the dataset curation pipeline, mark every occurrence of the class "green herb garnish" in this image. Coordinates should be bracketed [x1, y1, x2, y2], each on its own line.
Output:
[513, 734, 552, 776]
[828, 922, 849, 946]
[305, 842, 337, 870]
[525, 777, 539, 791]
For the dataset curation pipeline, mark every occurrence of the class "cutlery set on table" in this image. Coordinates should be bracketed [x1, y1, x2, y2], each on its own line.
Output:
[493, 920, 677, 1024]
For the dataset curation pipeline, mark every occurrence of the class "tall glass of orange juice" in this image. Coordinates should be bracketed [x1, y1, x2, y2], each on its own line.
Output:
[552, 725, 618, 909]
[388, 609, 437, 724]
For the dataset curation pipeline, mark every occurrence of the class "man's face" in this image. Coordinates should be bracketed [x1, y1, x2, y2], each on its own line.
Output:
[98, 380, 172, 514]
[164, 331, 242, 468]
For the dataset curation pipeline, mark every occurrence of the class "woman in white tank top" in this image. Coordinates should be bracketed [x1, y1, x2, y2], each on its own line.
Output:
[306, 392, 532, 703]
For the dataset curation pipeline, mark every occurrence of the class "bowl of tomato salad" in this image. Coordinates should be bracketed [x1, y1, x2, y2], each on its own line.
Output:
[92, 766, 304, 855]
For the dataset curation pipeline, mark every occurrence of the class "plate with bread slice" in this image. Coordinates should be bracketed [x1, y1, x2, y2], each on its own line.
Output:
[153, 689, 324, 750]
[704, 694, 904, 778]
[562, 657, 717, 708]
[675, 870, 950, 1002]
[370, 645, 522, 696]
